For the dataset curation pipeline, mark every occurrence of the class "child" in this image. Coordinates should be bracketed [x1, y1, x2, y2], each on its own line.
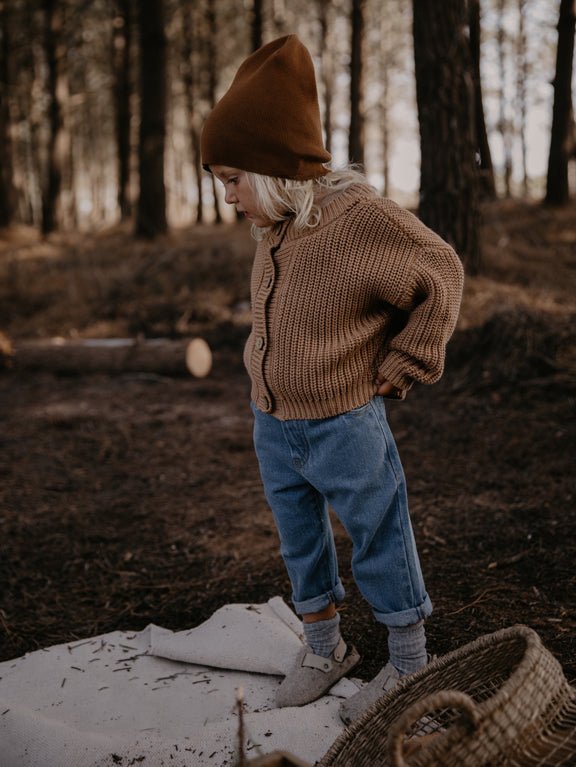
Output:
[201, 35, 464, 723]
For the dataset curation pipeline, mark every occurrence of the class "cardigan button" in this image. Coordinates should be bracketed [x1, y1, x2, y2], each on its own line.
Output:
[255, 336, 265, 351]
[262, 396, 272, 412]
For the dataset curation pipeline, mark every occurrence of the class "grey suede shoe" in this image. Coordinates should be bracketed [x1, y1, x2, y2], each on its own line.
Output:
[275, 638, 361, 708]
[339, 660, 400, 725]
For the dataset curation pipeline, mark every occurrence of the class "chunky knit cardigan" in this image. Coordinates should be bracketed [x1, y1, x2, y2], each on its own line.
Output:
[243, 185, 464, 420]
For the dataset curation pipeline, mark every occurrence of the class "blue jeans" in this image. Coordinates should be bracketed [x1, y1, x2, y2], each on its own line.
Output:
[251, 398, 433, 628]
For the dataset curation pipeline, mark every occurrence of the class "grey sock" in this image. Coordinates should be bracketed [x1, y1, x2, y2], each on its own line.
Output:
[303, 613, 342, 658]
[387, 620, 427, 676]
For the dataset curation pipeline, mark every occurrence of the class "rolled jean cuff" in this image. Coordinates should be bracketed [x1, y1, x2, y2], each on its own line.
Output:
[372, 594, 433, 628]
[292, 581, 346, 616]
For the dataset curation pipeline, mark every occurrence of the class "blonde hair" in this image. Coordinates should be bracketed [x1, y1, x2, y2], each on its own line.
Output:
[246, 166, 374, 240]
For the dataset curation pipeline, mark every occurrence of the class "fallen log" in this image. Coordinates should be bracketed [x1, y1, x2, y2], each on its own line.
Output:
[0, 331, 14, 370]
[12, 337, 213, 377]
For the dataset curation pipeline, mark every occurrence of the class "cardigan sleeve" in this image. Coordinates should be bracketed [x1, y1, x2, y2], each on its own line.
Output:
[377, 243, 464, 389]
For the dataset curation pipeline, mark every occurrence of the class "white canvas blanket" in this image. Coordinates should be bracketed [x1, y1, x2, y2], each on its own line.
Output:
[0, 598, 361, 766]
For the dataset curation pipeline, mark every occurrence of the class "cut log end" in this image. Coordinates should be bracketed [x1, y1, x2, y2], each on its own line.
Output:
[185, 338, 213, 378]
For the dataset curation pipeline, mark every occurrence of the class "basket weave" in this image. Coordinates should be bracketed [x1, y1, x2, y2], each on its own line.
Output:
[318, 625, 576, 767]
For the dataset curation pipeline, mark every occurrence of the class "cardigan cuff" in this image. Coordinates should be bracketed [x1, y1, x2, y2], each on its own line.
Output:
[377, 353, 416, 391]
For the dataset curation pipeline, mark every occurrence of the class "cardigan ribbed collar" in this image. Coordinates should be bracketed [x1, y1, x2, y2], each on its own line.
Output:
[263, 183, 376, 251]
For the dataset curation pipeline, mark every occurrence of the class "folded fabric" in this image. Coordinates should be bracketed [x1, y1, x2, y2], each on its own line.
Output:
[150, 596, 305, 675]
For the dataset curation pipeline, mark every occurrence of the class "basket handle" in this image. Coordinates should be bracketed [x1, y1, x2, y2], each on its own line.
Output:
[387, 690, 481, 767]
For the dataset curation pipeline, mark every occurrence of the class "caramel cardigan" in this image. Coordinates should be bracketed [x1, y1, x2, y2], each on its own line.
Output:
[243, 185, 464, 420]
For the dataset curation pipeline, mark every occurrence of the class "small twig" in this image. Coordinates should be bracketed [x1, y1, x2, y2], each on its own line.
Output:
[447, 587, 507, 616]
[487, 550, 530, 569]
[0, 610, 13, 637]
[236, 686, 245, 767]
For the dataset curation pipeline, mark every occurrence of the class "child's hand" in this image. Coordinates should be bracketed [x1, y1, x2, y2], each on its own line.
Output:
[374, 373, 404, 399]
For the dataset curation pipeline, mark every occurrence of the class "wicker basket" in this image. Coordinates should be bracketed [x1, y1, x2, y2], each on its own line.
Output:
[319, 625, 576, 767]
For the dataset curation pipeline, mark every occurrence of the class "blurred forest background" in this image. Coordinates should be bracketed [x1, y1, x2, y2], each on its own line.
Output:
[0, 0, 574, 260]
[1, 0, 575, 691]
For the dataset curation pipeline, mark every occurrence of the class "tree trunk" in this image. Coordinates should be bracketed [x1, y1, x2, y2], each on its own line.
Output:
[211, 174, 222, 223]
[17, 1, 43, 226]
[205, 0, 223, 223]
[113, 0, 132, 220]
[349, 0, 365, 165]
[181, 1, 204, 224]
[135, 0, 167, 238]
[41, 0, 67, 235]
[497, 0, 513, 197]
[516, 0, 529, 196]
[469, 0, 496, 200]
[0, 0, 14, 227]
[545, 0, 575, 206]
[318, 0, 333, 155]
[378, 4, 393, 198]
[413, 0, 481, 274]
[250, 0, 263, 52]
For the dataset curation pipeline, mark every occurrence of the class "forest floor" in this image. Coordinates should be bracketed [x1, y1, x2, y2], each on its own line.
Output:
[0, 199, 575, 687]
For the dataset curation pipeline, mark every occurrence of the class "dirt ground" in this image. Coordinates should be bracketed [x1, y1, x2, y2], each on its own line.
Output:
[1, 199, 575, 687]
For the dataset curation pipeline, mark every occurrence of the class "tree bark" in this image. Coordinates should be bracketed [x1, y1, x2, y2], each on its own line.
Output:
[349, 0, 366, 165]
[469, 0, 496, 200]
[545, 0, 575, 206]
[413, 0, 481, 274]
[135, 0, 167, 238]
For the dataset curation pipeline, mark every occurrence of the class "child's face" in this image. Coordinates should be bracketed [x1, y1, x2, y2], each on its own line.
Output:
[211, 165, 272, 227]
